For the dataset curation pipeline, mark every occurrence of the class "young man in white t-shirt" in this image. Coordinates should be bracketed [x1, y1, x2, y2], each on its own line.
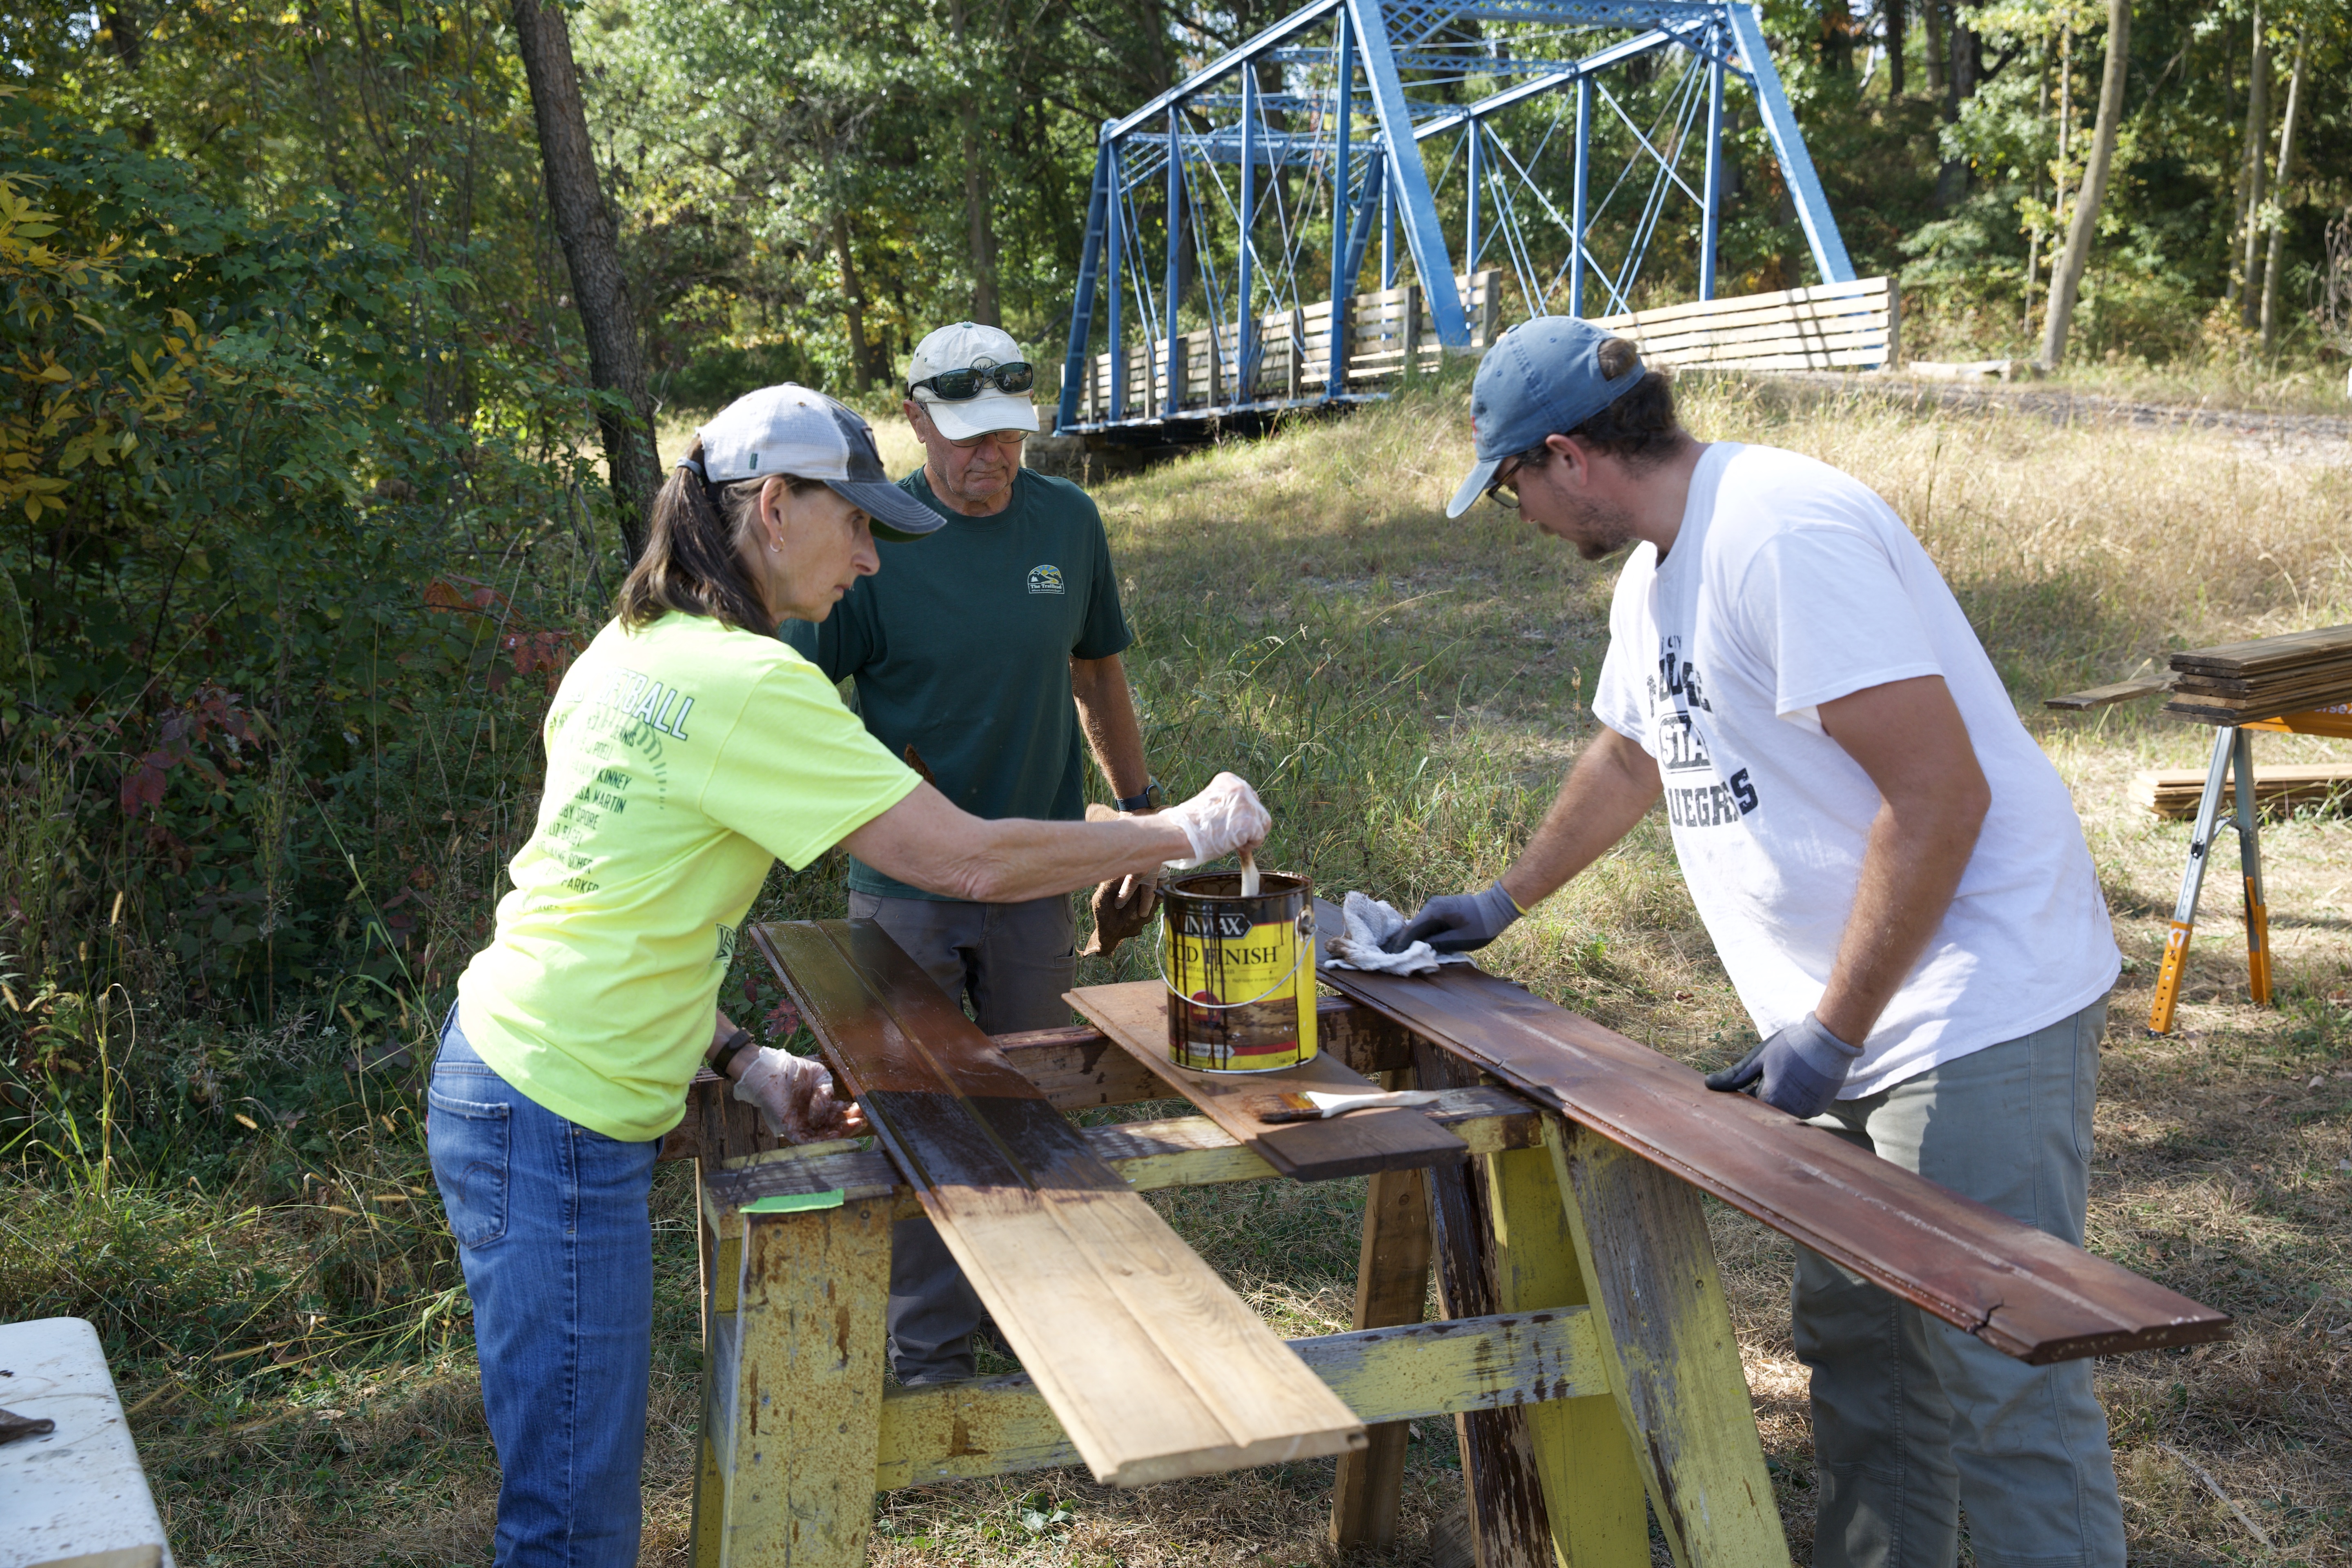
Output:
[1393, 316, 2125, 1568]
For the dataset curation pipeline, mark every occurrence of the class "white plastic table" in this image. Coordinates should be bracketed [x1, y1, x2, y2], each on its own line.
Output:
[0, 1317, 175, 1568]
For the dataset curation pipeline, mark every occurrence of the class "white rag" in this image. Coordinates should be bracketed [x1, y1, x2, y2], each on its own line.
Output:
[1319, 891, 1471, 976]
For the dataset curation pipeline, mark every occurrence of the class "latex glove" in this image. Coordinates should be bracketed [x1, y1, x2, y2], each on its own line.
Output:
[734, 1047, 868, 1143]
[1388, 881, 1523, 954]
[1702, 1013, 1861, 1120]
[1159, 771, 1271, 868]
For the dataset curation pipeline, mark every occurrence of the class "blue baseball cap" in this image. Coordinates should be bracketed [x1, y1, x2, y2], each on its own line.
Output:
[1445, 316, 1646, 517]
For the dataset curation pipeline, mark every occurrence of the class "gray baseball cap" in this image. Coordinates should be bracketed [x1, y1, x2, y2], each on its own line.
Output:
[1446, 316, 1646, 517]
[694, 384, 942, 541]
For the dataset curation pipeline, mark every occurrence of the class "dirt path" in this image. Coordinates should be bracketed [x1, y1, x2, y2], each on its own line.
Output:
[1779, 371, 2352, 463]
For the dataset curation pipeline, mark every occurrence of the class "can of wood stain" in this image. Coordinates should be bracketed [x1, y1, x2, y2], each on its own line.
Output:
[1159, 871, 1318, 1073]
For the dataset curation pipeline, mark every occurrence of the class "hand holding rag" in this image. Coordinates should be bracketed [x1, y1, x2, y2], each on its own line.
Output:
[1160, 771, 1270, 868]
[1702, 1013, 1860, 1120]
[734, 1047, 868, 1143]
[1389, 881, 1523, 954]
[1322, 891, 1469, 976]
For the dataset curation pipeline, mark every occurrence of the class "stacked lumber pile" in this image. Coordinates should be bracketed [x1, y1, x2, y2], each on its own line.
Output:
[2133, 764, 2352, 820]
[2165, 625, 2352, 724]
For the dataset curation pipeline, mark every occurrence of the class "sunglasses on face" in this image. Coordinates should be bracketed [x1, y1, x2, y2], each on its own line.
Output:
[911, 361, 1036, 400]
[1486, 450, 1544, 510]
[947, 428, 1030, 450]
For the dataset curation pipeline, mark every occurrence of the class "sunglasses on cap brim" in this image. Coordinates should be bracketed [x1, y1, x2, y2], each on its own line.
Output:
[910, 361, 1036, 400]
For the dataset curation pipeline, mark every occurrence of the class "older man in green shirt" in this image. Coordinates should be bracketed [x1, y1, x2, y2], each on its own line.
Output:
[781, 321, 1160, 1383]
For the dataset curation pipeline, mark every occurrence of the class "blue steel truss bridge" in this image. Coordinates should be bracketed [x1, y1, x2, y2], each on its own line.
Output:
[1054, 0, 1866, 444]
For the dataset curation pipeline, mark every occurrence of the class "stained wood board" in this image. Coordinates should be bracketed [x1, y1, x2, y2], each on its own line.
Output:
[2045, 675, 2170, 710]
[2169, 623, 2352, 677]
[752, 920, 1365, 1486]
[1312, 903, 2228, 1363]
[1067, 979, 1472, 1182]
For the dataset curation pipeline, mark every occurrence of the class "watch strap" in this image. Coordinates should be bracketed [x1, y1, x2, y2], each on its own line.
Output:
[710, 1027, 756, 1078]
[1114, 778, 1163, 813]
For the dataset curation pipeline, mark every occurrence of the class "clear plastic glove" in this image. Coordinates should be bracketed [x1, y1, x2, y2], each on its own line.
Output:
[1388, 881, 1522, 954]
[1702, 1012, 1860, 1120]
[734, 1047, 868, 1143]
[1159, 771, 1271, 869]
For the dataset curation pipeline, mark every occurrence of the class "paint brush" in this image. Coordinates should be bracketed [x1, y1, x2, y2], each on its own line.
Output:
[1238, 846, 1260, 898]
[1248, 1088, 1446, 1124]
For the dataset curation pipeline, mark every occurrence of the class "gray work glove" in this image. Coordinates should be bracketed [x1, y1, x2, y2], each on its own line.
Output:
[1703, 1013, 1861, 1120]
[1385, 881, 1523, 955]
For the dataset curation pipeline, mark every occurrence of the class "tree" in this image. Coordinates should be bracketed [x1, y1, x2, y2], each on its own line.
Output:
[511, 0, 662, 562]
[2039, 0, 2128, 366]
[2258, 31, 2306, 353]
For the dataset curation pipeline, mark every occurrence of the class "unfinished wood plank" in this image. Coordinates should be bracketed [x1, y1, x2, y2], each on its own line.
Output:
[713, 1194, 893, 1568]
[1550, 1119, 1788, 1566]
[1415, 1040, 1560, 1568]
[1485, 1138, 1650, 1565]
[1068, 978, 1472, 1181]
[1316, 903, 2228, 1363]
[875, 1308, 1605, 1490]
[2133, 762, 2352, 819]
[755, 920, 1364, 1486]
[2045, 675, 2170, 711]
[1331, 1069, 1438, 1554]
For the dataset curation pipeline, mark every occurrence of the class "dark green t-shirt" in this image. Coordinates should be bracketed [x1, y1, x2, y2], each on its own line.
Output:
[780, 467, 1132, 901]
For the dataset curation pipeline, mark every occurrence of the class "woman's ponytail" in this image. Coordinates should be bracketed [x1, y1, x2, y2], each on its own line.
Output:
[615, 439, 805, 633]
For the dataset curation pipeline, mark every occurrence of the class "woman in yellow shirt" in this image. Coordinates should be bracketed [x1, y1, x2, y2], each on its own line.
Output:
[431, 385, 1266, 1567]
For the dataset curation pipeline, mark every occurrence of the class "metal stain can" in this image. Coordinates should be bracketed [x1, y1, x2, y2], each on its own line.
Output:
[1160, 870, 1319, 1074]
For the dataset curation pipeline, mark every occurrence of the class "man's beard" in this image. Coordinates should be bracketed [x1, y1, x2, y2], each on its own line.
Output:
[1559, 496, 1639, 561]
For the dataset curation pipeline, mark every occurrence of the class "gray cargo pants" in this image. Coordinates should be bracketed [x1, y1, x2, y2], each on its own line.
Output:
[848, 890, 1077, 1385]
[1797, 998, 2125, 1568]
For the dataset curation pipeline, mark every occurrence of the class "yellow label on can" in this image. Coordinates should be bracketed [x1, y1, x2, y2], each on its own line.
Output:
[1164, 907, 1318, 1073]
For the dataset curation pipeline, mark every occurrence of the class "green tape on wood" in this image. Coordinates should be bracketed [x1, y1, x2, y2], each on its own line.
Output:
[742, 1189, 845, 1215]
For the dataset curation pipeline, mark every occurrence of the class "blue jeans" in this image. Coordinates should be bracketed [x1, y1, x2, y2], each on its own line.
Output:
[1797, 998, 2125, 1568]
[428, 1010, 661, 1568]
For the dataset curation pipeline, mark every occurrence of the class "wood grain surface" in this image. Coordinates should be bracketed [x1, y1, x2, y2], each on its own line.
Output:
[1067, 979, 1471, 1181]
[752, 920, 1365, 1486]
[1314, 902, 2229, 1363]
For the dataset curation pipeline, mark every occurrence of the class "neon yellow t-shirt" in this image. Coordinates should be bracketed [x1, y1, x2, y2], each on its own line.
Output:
[456, 611, 920, 1142]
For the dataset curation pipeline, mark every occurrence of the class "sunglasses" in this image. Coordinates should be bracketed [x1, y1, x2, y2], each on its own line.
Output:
[1486, 450, 1545, 510]
[910, 361, 1036, 400]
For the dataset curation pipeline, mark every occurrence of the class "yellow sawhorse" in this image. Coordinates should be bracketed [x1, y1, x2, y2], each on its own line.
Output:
[2147, 705, 2352, 1034]
[685, 1093, 1788, 1567]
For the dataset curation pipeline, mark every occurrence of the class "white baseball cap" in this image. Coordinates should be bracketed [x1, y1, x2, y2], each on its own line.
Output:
[691, 384, 942, 541]
[905, 322, 1042, 442]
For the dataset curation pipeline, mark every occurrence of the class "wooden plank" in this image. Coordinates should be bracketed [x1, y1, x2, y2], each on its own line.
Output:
[711, 1194, 893, 1568]
[2133, 763, 2352, 819]
[1068, 978, 1473, 1181]
[2168, 622, 2352, 677]
[1550, 1119, 1788, 1565]
[1485, 1137, 1649, 1565]
[1314, 902, 2228, 1363]
[2045, 675, 2170, 710]
[989, 998, 1414, 1110]
[1331, 1069, 1437, 1553]
[1415, 1040, 1560, 1568]
[704, 1102, 1535, 1235]
[754, 920, 1365, 1486]
[1590, 275, 1889, 331]
[874, 1308, 1606, 1490]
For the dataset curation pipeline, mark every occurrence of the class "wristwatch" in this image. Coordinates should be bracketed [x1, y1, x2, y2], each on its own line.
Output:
[1114, 778, 1164, 813]
[710, 1026, 756, 1078]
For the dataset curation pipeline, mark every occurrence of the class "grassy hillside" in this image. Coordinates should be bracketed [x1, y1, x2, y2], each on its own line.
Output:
[9, 380, 2351, 1564]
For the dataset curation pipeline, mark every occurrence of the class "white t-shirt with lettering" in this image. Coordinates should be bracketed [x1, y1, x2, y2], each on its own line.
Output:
[1592, 443, 2117, 1097]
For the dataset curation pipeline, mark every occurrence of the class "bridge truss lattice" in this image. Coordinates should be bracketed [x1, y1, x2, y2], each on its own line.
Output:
[1056, 0, 1854, 435]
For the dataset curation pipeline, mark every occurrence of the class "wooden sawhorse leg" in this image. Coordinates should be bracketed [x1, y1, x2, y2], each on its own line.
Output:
[693, 1191, 893, 1568]
[2149, 725, 2273, 1034]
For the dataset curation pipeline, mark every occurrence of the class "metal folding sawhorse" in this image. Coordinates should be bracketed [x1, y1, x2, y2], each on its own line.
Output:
[2147, 704, 2352, 1035]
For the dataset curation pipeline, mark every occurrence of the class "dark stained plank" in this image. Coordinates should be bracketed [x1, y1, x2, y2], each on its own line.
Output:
[751, 920, 1365, 1486]
[1067, 980, 1471, 1182]
[1315, 902, 2229, 1364]
[990, 996, 1415, 1111]
[2168, 623, 2352, 677]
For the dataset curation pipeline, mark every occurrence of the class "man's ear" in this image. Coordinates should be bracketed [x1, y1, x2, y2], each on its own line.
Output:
[902, 399, 927, 430]
[1545, 432, 1590, 486]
